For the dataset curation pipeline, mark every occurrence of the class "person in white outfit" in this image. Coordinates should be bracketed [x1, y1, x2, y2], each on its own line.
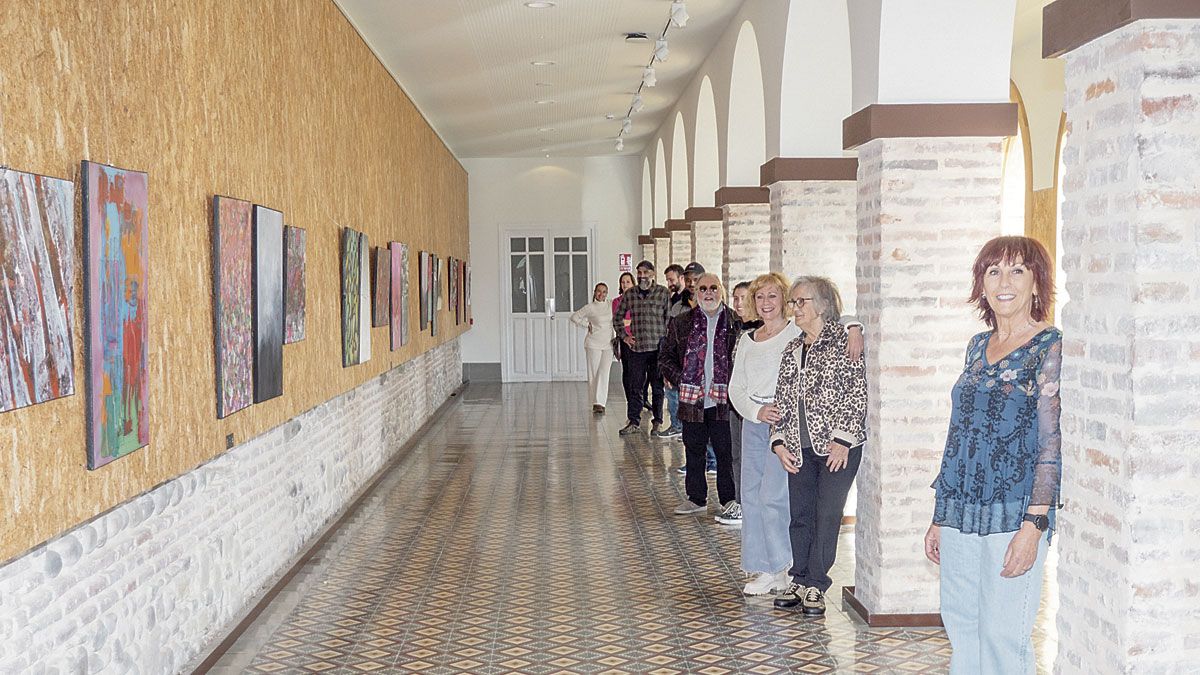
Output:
[571, 283, 615, 413]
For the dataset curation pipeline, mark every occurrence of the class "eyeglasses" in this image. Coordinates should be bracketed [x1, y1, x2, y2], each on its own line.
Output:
[697, 285, 720, 294]
[786, 297, 815, 308]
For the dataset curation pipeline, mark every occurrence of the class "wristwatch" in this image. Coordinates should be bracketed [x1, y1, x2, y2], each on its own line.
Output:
[1022, 513, 1049, 531]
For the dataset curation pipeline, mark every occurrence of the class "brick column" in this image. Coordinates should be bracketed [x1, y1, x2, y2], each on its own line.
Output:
[650, 227, 670, 276]
[686, 207, 723, 283]
[637, 235, 654, 268]
[762, 158, 859, 312]
[1044, 4, 1200, 671]
[717, 187, 771, 289]
[666, 219, 693, 266]
[844, 103, 1016, 623]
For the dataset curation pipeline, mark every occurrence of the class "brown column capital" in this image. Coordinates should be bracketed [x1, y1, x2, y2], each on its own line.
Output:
[665, 219, 691, 232]
[650, 227, 669, 238]
[842, 103, 1017, 150]
[637, 235, 654, 245]
[1043, 0, 1200, 58]
[760, 157, 859, 185]
[714, 186, 770, 206]
[684, 206, 723, 222]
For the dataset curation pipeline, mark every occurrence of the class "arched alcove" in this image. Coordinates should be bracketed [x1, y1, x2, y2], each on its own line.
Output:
[641, 156, 654, 233]
[726, 21, 767, 185]
[654, 138, 668, 228]
[670, 112, 690, 218]
[694, 76, 720, 204]
[1001, 81, 1033, 236]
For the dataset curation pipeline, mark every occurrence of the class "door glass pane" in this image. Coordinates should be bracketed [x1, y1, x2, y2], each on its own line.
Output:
[528, 254, 545, 312]
[511, 238, 526, 253]
[555, 254, 571, 312]
[572, 237, 587, 252]
[528, 238, 544, 252]
[554, 237, 569, 252]
[572, 254, 589, 310]
[510, 254, 528, 313]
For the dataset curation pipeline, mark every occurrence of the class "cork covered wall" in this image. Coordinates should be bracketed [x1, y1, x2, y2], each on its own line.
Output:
[0, 1, 469, 562]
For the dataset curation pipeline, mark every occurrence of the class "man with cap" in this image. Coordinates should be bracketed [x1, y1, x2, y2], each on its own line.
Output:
[612, 260, 671, 436]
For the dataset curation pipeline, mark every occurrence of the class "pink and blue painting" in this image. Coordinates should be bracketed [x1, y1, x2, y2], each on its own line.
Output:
[253, 205, 284, 403]
[82, 161, 150, 469]
[212, 196, 253, 419]
[0, 168, 76, 414]
[284, 225, 306, 344]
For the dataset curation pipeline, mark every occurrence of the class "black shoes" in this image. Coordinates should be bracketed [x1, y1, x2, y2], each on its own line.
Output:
[618, 422, 640, 436]
[773, 583, 826, 615]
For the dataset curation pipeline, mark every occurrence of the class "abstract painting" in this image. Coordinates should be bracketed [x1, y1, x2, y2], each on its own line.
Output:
[389, 242, 409, 350]
[465, 263, 471, 323]
[371, 246, 389, 328]
[283, 225, 306, 344]
[0, 168, 76, 414]
[461, 260, 469, 324]
[358, 232, 371, 362]
[253, 205, 284, 403]
[82, 161, 149, 469]
[418, 251, 429, 331]
[341, 228, 361, 367]
[212, 196, 253, 419]
[432, 254, 441, 336]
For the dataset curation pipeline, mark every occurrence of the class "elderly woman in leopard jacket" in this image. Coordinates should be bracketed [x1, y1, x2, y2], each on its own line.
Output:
[768, 276, 867, 616]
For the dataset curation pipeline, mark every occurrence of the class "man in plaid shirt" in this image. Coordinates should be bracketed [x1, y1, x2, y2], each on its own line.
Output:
[613, 260, 670, 435]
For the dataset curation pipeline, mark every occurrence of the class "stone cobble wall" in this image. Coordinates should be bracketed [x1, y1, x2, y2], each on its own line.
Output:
[670, 230, 693, 267]
[691, 221, 724, 287]
[723, 204, 772, 289]
[0, 341, 462, 675]
[769, 180, 858, 311]
[653, 236, 671, 276]
[854, 137, 1004, 615]
[1055, 19, 1200, 673]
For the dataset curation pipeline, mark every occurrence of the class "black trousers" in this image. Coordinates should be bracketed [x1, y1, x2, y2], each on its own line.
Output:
[787, 444, 862, 592]
[682, 407, 735, 506]
[623, 348, 663, 425]
[729, 414, 743, 502]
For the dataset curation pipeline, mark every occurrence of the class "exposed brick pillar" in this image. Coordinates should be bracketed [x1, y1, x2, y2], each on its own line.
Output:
[650, 227, 670, 276]
[686, 207, 723, 283]
[637, 235, 654, 268]
[666, 219, 692, 266]
[762, 158, 859, 312]
[844, 103, 1016, 622]
[1044, 4, 1200, 671]
[717, 187, 771, 289]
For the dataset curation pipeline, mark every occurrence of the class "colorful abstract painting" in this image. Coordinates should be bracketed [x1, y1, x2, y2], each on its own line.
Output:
[82, 161, 150, 469]
[358, 232, 371, 362]
[341, 228, 361, 367]
[432, 255, 441, 337]
[418, 251, 429, 331]
[0, 168, 76, 414]
[253, 206, 284, 403]
[389, 242, 409, 350]
[283, 225, 306, 344]
[212, 196, 253, 419]
[371, 246, 389, 328]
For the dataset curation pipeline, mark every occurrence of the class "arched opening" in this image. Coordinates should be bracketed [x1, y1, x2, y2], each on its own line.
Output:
[694, 76, 720, 205]
[641, 156, 654, 234]
[1054, 113, 1068, 325]
[654, 138, 668, 229]
[779, 0, 852, 156]
[1000, 82, 1033, 236]
[726, 21, 767, 186]
[670, 112, 690, 218]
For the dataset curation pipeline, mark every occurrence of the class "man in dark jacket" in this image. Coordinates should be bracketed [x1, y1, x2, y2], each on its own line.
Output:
[659, 272, 737, 515]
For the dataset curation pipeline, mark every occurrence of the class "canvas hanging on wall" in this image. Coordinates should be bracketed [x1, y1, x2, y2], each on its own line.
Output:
[448, 257, 458, 326]
[212, 195, 254, 418]
[341, 227, 361, 367]
[253, 205, 284, 403]
[389, 242, 409, 350]
[418, 250, 429, 331]
[82, 160, 150, 469]
[283, 225, 306, 344]
[358, 232, 371, 362]
[0, 168, 77, 415]
[371, 246, 389, 328]
[431, 254, 441, 336]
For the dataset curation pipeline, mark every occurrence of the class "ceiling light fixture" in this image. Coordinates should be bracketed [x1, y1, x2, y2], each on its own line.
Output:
[538, 127, 556, 132]
[536, 99, 556, 105]
[653, 38, 669, 63]
[631, 94, 645, 113]
[615, 138, 625, 152]
[621, 117, 632, 135]
[530, 60, 555, 66]
[610, 2, 691, 153]
[524, 1, 556, 8]
[670, 2, 689, 28]
[535, 81, 552, 87]
[624, 32, 649, 42]
[642, 66, 657, 87]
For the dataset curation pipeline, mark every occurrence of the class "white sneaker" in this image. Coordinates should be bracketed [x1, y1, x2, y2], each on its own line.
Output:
[743, 570, 790, 596]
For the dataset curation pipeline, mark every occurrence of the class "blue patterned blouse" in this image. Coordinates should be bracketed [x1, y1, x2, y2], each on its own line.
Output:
[932, 327, 1062, 538]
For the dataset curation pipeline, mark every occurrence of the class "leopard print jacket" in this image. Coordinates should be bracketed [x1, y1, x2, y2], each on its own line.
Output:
[769, 320, 867, 462]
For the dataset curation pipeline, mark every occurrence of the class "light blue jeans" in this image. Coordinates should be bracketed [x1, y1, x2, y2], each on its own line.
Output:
[664, 387, 681, 432]
[939, 526, 1048, 675]
[739, 420, 791, 574]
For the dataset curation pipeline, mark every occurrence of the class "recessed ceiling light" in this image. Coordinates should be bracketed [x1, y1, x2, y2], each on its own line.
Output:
[538, 127, 556, 132]
[524, 1, 556, 8]
[535, 82, 552, 87]
[530, 60, 556, 66]
[624, 32, 649, 42]
[536, 99, 556, 105]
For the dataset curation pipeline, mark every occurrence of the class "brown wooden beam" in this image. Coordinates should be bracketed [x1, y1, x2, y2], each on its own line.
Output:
[637, 234, 654, 245]
[842, 103, 1017, 150]
[760, 157, 858, 185]
[650, 227, 669, 238]
[665, 219, 691, 231]
[1043, 0, 1200, 58]
[684, 206, 723, 222]
[714, 186, 770, 206]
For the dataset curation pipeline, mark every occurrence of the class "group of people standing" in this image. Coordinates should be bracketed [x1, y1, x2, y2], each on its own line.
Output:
[570, 236, 1061, 674]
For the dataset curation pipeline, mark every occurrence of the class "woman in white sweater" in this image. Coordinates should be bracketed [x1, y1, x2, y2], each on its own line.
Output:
[729, 272, 799, 595]
[570, 283, 615, 413]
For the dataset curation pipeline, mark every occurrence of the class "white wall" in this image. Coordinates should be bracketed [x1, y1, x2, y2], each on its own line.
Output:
[461, 156, 641, 364]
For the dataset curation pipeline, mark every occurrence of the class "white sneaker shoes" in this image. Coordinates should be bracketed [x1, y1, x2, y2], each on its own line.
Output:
[742, 570, 790, 596]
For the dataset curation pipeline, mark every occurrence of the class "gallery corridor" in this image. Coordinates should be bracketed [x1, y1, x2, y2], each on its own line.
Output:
[197, 382, 1056, 674]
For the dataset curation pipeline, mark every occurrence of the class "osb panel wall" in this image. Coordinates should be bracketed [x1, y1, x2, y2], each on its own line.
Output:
[0, 1, 469, 562]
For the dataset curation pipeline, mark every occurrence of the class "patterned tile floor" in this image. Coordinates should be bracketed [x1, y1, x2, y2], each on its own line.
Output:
[199, 382, 1057, 674]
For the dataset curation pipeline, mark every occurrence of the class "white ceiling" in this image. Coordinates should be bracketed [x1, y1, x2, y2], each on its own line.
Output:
[335, 0, 747, 159]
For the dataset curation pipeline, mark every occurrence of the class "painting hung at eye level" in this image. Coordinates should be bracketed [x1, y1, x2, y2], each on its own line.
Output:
[448, 257, 458, 327]
[253, 205, 284, 403]
[82, 161, 150, 470]
[432, 254, 441, 337]
[212, 196, 254, 418]
[358, 232, 371, 362]
[0, 168, 76, 414]
[341, 228, 361, 367]
[284, 225, 306, 344]
[390, 242, 409, 350]
[372, 246, 389, 328]
[418, 251, 429, 331]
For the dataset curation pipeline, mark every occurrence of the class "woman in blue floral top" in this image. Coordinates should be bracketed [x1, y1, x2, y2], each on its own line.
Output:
[924, 236, 1061, 675]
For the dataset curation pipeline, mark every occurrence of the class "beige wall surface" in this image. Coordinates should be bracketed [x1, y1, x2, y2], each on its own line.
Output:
[0, 0, 468, 562]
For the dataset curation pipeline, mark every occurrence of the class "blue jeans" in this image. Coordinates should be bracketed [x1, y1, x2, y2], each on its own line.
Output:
[939, 527, 1048, 675]
[664, 387, 681, 432]
[739, 421, 791, 574]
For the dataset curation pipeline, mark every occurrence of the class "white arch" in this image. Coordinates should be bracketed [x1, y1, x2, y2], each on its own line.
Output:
[779, 1, 852, 156]
[726, 21, 767, 185]
[670, 113, 690, 218]
[694, 76, 720, 205]
[641, 156, 654, 234]
[654, 138, 668, 228]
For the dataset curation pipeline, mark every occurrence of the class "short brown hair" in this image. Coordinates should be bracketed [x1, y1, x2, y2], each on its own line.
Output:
[969, 236, 1054, 329]
[744, 272, 791, 322]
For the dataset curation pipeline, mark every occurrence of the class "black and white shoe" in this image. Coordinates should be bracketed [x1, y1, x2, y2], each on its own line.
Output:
[801, 587, 826, 615]
[618, 422, 640, 436]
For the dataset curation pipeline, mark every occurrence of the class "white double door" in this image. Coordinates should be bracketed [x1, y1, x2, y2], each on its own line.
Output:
[502, 228, 594, 382]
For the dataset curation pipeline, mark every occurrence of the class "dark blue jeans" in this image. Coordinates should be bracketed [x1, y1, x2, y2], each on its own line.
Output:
[623, 348, 663, 426]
